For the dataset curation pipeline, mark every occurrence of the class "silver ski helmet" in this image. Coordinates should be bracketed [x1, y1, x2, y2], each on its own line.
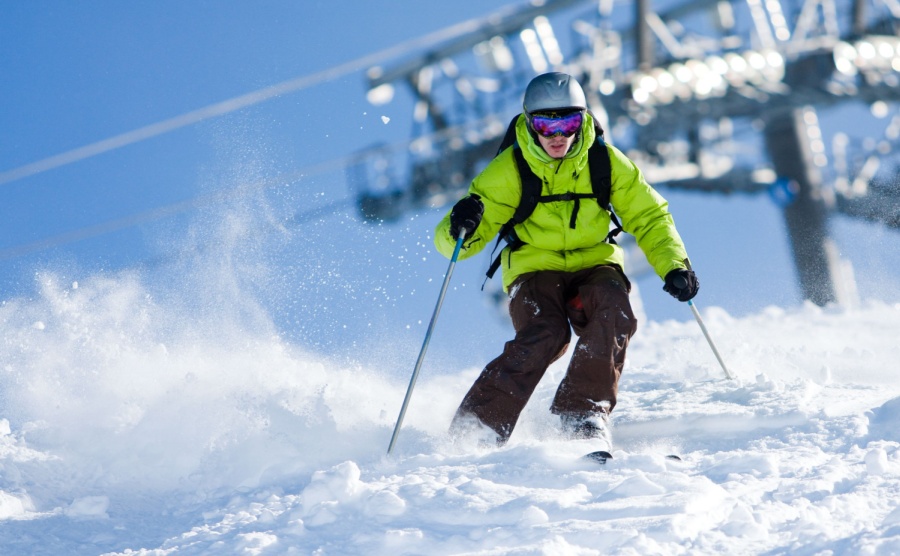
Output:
[522, 72, 587, 115]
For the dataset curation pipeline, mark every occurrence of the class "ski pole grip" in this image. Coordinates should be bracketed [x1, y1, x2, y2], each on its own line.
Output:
[673, 274, 688, 289]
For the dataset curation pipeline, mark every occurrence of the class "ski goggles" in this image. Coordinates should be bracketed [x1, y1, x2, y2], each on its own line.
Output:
[529, 110, 584, 138]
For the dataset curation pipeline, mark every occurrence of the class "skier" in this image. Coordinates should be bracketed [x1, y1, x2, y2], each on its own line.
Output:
[433, 72, 699, 449]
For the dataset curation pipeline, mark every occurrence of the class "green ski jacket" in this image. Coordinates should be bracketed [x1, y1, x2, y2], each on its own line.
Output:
[435, 113, 690, 292]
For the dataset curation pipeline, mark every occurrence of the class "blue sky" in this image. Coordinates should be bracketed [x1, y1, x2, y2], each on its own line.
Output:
[2, 1, 899, 369]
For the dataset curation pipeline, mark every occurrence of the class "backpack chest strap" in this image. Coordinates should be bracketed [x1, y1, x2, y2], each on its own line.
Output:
[536, 191, 599, 228]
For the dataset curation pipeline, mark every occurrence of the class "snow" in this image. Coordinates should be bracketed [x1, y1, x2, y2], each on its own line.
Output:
[2, 269, 900, 555]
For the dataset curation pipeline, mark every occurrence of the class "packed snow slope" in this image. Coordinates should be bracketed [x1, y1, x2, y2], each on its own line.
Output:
[1, 267, 900, 556]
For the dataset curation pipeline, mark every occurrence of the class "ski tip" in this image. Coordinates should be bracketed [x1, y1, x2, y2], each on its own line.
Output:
[665, 454, 683, 461]
[583, 450, 613, 464]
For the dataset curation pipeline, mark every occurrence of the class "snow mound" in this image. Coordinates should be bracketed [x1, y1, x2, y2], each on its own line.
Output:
[1, 272, 900, 554]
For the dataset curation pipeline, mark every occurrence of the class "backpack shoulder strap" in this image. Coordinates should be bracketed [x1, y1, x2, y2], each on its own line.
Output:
[510, 146, 542, 226]
[587, 137, 612, 210]
[496, 114, 521, 156]
[484, 145, 541, 282]
[494, 113, 541, 228]
[587, 137, 623, 242]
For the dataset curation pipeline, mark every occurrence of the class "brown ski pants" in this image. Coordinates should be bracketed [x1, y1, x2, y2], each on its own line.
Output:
[450, 265, 638, 444]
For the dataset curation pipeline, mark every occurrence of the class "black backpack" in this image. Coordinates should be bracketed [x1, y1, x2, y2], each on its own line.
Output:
[484, 113, 624, 281]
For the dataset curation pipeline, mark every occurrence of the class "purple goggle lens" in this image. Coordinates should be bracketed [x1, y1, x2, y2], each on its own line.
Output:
[530, 111, 583, 138]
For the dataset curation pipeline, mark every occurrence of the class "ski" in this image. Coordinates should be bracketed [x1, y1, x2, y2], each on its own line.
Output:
[582, 451, 683, 465]
[584, 450, 613, 464]
[575, 412, 683, 465]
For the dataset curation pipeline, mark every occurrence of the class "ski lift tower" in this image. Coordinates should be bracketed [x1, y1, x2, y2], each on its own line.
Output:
[354, 0, 900, 308]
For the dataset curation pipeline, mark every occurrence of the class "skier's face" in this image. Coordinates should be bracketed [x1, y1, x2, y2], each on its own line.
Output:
[530, 110, 582, 159]
[537, 133, 576, 158]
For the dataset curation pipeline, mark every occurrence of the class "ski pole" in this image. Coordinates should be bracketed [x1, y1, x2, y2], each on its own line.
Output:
[687, 299, 735, 380]
[387, 230, 467, 455]
[673, 266, 734, 380]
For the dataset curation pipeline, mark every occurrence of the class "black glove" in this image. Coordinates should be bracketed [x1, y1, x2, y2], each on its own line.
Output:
[449, 194, 484, 240]
[663, 268, 700, 302]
